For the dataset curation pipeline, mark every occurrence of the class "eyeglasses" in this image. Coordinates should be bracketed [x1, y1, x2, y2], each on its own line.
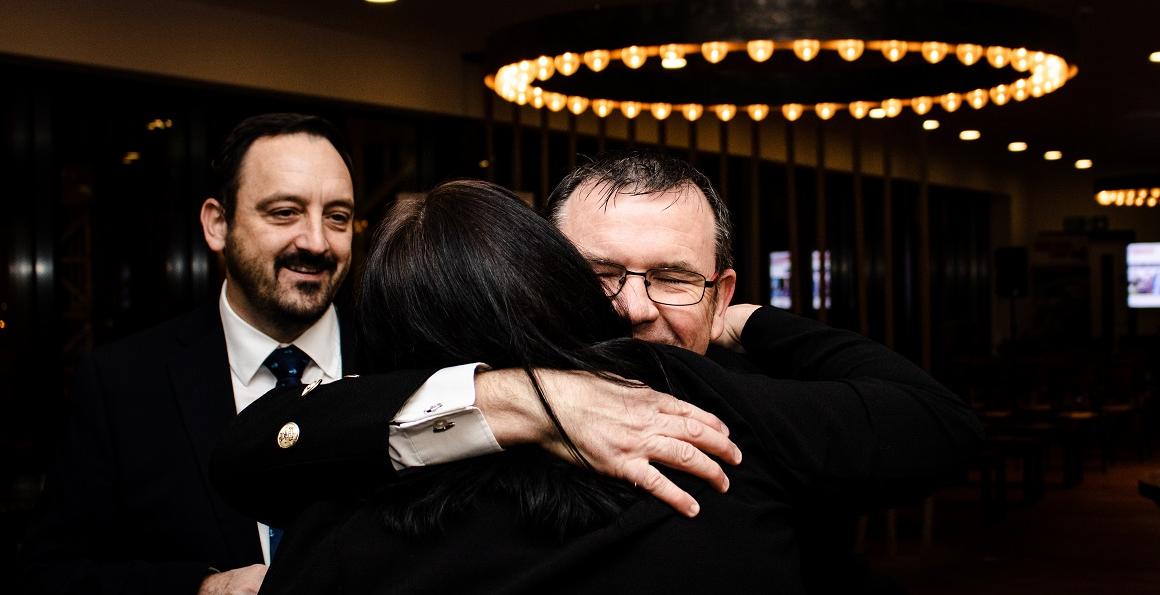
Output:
[590, 261, 717, 306]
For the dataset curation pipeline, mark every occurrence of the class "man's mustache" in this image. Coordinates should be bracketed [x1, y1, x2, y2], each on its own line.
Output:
[275, 249, 338, 274]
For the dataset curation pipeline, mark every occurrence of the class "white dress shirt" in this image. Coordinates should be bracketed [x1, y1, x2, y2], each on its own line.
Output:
[216, 282, 501, 564]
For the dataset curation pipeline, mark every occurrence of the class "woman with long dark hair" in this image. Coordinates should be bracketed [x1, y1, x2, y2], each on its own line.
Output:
[215, 179, 976, 594]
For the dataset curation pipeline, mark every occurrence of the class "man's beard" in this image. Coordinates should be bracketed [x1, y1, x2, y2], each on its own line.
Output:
[223, 235, 344, 330]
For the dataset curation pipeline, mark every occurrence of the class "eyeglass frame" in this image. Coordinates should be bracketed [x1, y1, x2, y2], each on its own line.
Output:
[590, 260, 719, 306]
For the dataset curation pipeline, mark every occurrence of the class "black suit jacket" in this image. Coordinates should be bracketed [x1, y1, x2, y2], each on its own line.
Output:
[212, 307, 983, 593]
[20, 303, 367, 595]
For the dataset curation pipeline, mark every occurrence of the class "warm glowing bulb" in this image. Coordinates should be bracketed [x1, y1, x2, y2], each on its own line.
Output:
[651, 102, 673, 120]
[815, 103, 837, 120]
[966, 88, 989, 109]
[620, 101, 643, 119]
[555, 52, 581, 76]
[1149, 197, 1158, 207]
[483, 74, 496, 90]
[701, 42, 729, 63]
[959, 129, 981, 141]
[1010, 47, 1030, 72]
[868, 107, 887, 119]
[530, 88, 545, 109]
[567, 96, 589, 115]
[714, 104, 737, 122]
[620, 46, 648, 69]
[835, 39, 865, 61]
[660, 44, 687, 69]
[1152, 188, 1160, 199]
[546, 93, 567, 112]
[515, 89, 529, 106]
[583, 50, 611, 72]
[985, 46, 1010, 68]
[848, 101, 871, 119]
[681, 104, 704, 121]
[881, 40, 908, 62]
[782, 103, 804, 121]
[1008, 141, 1027, 152]
[922, 119, 940, 130]
[793, 39, 821, 61]
[911, 96, 934, 115]
[1095, 191, 1113, 206]
[746, 104, 770, 121]
[940, 93, 962, 112]
[956, 43, 983, 66]
[1011, 79, 1029, 101]
[1151, 51, 1160, 63]
[1074, 159, 1092, 170]
[882, 98, 903, 118]
[534, 55, 555, 80]
[592, 99, 614, 118]
[989, 84, 1010, 106]
[746, 40, 774, 62]
[1043, 150, 1062, 161]
[922, 41, 949, 63]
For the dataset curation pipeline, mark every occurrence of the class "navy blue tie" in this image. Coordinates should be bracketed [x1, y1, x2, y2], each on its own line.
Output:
[263, 345, 311, 389]
[261, 345, 311, 557]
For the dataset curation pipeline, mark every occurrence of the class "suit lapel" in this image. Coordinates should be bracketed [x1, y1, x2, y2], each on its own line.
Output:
[168, 305, 262, 563]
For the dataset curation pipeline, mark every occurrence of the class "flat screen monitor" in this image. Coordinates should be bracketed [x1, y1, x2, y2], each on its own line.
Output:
[1128, 242, 1160, 308]
[768, 250, 830, 310]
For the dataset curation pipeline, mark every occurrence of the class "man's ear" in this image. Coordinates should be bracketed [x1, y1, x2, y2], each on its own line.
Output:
[200, 198, 228, 253]
[709, 268, 738, 340]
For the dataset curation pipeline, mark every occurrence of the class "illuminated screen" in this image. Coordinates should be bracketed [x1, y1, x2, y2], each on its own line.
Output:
[768, 250, 831, 310]
[1128, 242, 1160, 308]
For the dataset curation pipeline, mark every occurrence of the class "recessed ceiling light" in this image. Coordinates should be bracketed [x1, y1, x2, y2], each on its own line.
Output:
[1074, 159, 1093, 170]
[922, 119, 940, 130]
[959, 129, 981, 141]
[1044, 150, 1063, 161]
[1150, 51, 1160, 63]
[1008, 141, 1028, 152]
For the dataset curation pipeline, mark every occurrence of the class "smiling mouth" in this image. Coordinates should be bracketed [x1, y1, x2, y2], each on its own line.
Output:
[282, 265, 328, 276]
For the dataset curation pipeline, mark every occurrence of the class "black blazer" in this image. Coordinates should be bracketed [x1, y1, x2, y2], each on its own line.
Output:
[213, 307, 983, 594]
[20, 303, 368, 594]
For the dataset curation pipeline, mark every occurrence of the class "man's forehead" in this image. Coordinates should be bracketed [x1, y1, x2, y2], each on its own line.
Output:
[569, 179, 708, 213]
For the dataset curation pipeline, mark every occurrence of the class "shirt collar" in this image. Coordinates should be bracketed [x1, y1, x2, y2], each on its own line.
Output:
[218, 282, 342, 385]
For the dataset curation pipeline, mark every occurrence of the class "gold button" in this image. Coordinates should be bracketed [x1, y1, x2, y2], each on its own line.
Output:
[301, 378, 322, 396]
[277, 422, 300, 448]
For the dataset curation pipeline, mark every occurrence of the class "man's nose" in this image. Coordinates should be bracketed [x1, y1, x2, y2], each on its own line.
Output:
[615, 275, 660, 325]
[294, 214, 329, 253]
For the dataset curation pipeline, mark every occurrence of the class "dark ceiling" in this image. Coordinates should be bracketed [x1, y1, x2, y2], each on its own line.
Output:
[192, 0, 1160, 177]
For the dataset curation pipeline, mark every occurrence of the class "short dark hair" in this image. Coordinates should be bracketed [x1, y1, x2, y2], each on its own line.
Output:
[210, 113, 353, 220]
[545, 150, 734, 272]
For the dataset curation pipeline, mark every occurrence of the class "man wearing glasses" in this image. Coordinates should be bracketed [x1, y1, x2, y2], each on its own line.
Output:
[216, 151, 981, 593]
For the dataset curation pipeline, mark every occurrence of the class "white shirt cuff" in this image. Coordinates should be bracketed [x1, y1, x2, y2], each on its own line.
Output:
[388, 363, 502, 470]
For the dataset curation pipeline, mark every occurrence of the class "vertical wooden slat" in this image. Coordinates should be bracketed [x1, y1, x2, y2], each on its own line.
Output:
[512, 104, 522, 191]
[748, 119, 762, 304]
[597, 116, 607, 154]
[785, 122, 801, 315]
[688, 119, 698, 166]
[484, 87, 495, 182]
[918, 124, 933, 370]
[539, 108, 550, 210]
[883, 127, 896, 349]
[567, 113, 577, 171]
[815, 121, 828, 323]
[852, 119, 869, 336]
[719, 120, 729, 205]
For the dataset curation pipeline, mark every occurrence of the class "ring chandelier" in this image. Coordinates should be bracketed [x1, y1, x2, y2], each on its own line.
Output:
[1094, 176, 1160, 209]
[485, 39, 1077, 123]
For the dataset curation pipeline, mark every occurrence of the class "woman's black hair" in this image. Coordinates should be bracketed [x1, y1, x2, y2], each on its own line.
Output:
[358, 179, 662, 538]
